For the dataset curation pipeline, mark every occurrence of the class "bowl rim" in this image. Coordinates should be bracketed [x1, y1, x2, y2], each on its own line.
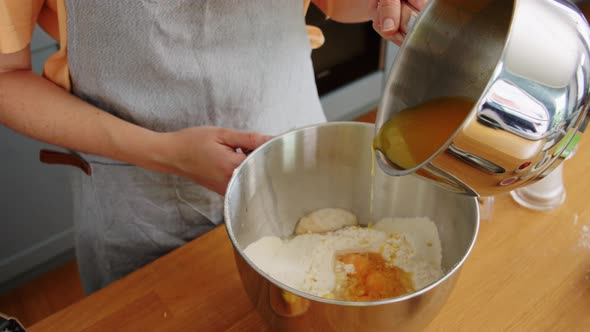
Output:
[224, 121, 480, 307]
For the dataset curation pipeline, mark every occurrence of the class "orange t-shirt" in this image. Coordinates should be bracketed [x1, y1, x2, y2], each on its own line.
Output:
[0, 0, 321, 93]
[0, 0, 70, 90]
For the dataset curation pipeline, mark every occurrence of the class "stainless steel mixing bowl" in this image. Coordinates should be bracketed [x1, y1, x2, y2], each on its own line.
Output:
[376, 0, 590, 197]
[224, 122, 479, 332]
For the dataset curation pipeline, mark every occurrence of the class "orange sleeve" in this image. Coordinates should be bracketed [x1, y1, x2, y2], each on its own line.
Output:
[40, 0, 70, 91]
[37, 1, 60, 41]
[0, 0, 45, 54]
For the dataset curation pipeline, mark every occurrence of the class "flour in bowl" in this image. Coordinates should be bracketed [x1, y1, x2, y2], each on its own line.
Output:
[243, 212, 443, 301]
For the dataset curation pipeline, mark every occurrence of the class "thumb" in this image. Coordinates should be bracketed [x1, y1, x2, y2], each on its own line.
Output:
[377, 0, 402, 34]
[220, 129, 272, 151]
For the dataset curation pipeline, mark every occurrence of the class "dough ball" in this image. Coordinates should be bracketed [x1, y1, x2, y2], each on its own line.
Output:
[295, 208, 358, 235]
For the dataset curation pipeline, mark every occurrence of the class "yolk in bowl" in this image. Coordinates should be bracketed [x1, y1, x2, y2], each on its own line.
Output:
[335, 252, 414, 301]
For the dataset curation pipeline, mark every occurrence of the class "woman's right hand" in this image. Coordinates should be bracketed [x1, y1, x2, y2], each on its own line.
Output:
[157, 127, 271, 195]
[369, 0, 428, 46]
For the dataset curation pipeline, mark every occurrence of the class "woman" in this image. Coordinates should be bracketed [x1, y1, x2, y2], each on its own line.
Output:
[0, 0, 426, 294]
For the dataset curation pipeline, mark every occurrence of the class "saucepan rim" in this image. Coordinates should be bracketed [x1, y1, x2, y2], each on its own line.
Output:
[375, 0, 518, 178]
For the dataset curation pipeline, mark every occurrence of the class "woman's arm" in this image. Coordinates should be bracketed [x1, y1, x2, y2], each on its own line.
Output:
[0, 47, 269, 194]
[0, 48, 165, 171]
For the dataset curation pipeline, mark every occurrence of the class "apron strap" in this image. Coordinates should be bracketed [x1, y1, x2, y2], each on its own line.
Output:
[40, 149, 92, 175]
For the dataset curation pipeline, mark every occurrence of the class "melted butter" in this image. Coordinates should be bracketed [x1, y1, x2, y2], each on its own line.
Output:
[335, 252, 414, 301]
[372, 96, 475, 170]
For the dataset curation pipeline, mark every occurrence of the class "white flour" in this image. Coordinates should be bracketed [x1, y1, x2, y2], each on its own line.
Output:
[244, 217, 443, 298]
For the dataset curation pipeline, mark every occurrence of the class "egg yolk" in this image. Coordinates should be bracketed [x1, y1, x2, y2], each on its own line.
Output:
[335, 252, 414, 301]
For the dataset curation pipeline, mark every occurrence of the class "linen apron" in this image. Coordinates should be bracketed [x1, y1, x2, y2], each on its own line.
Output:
[65, 0, 326, 294]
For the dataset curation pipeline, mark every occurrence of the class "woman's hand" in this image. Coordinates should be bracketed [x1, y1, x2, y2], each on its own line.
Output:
[369, 0, 428, 45]
[0, 48, 269, 197]
[159, 127, 271, 195]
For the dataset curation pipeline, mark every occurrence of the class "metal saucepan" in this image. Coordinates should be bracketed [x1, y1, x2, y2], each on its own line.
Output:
[376, 0, 590, 196]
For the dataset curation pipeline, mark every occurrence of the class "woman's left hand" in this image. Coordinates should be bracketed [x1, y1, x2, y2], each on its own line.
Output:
[369, 0, 428, 45]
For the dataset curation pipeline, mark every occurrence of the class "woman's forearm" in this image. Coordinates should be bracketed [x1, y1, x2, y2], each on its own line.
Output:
[0, 68, 172, 173]
[0, 47, 272, 195]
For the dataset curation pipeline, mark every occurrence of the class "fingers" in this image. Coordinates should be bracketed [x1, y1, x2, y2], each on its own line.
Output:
[399, 3, 416, 36]
[306, 25, 325, 49]
[375, 0, 402, 36]
[206, 145, 245, 195]
[372, 0, 425, 46]
[220, 128, 272, 151]
[389, 33, 405, 46]
[409, 0, 428, 10]
[227, 148, 247, 171]
[368, 0, 379, 20]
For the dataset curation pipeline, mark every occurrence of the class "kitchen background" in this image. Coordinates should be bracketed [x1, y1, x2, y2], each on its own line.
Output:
[0, 9, 398, 293]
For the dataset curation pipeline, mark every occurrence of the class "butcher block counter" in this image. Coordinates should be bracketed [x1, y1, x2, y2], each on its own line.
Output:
[30, 126, 590, 332]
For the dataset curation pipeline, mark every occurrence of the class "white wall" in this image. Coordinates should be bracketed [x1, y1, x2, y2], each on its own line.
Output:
[0, 27, 76, 291]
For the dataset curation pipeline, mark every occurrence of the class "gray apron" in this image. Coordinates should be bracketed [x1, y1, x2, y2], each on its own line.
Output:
[65, 0, 326, 294]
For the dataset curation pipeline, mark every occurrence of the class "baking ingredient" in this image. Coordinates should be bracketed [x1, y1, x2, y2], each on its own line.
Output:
[373, 96, 474, 170]
[244, 213, 443, 301]
[295, 208, 358, 235]
[334, 252, 414, 301]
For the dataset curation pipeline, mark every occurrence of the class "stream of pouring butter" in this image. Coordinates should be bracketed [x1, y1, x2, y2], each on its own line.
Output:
[369, 97, 475, 218]
[370, 151, 375, 217]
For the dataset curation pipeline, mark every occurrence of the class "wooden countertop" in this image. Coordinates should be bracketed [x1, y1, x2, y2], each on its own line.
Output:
[30, 130, 590, 332]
